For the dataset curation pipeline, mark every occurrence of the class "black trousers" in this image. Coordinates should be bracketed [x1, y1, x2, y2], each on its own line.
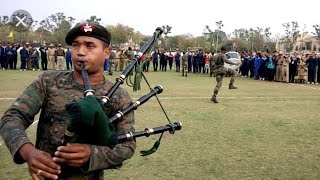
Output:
[20, 59, 27, 69]
[289, 67, 297, 82]
[161, 61, 167, 71]
[188, 61, 192, 72]
[153, 61, 158, 71]
[12, 57, 17, 69]
[176, 60, 180, 72]
[318, 66, 320, 83]
[308, 69, 316, 82]
[193, 62, 197, 73]
[42, 59, 48, 70]
[266, 68, 275, 81]
[0, 56, 6, 69]
[241, 66, 249, 76]
[168, 59, 173, 70]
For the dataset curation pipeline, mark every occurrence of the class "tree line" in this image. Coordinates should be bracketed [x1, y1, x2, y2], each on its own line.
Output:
[0, 12, 320, 53]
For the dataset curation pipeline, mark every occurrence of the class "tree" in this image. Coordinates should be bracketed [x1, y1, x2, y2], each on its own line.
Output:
[139, 35, 151, 49]
[35, 27, 54, 44]
[54, 19, 73, 44]
[245, 27, 263, 51]
[0, 11, 38, 43]
[39, 13, 75, 45]
[182, 34, 197, 50]
[86, 16, 102, 24]
[264, 27, 272, 39]
[0, 26, 12, 42]
[0, 16, 10, 27]
[1, 21, 38, 44]
[233, 28, 249, 40]
[40, 12, 66, 32]
[106, 24, 134, 47]
[282, 21, 300, 52]
[232, 27, 274, 52]
[204, 25, 227, 51]
[205, 30, 226, 51]
[253, 27, 264, 50]
[232, 28, 251, 51]
[131, 31, 144, 49]
[312, 24, 320, 41]
[230, 37, 249, 52]
[221, 40, 234, 51]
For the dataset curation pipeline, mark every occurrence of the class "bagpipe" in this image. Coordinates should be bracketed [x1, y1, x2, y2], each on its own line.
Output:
[63, 27, 182, 157]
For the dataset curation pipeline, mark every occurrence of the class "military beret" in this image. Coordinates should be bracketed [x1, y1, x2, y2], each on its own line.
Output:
[65, 23, 111, 45]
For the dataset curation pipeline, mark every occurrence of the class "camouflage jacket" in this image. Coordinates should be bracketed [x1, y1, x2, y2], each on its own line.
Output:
[210, 55, 217, 68]
[126, 50, 134, 60]
[109, 51, 116, 62]
[214, 53, 234, 75]
[0, 71, 136, 178]
[181, 54, 188, 66]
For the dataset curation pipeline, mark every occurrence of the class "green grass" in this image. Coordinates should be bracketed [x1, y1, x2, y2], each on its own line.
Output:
[0, 70, 320, 180]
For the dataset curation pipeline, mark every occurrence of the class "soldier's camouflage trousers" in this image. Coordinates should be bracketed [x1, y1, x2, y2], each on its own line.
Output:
[213, 68, 236, 95]
[109, 60, 114, 74]
[114, 60, 119, 71]
[210, 66, 214, 77]
[182, 64, 188, 76]
[119, 59, 126, 71]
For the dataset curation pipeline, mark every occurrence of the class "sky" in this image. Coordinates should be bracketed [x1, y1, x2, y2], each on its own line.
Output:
[1, 0, 319, 38]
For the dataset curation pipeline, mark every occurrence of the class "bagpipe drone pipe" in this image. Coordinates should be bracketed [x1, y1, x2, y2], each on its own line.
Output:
[63, 27, 182, 157]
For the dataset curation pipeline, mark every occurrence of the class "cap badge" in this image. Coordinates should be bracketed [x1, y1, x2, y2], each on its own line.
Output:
[81, 23, 94, 33]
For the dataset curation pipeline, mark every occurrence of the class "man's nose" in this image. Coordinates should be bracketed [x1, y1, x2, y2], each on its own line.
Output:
[77, 45, 87, 56]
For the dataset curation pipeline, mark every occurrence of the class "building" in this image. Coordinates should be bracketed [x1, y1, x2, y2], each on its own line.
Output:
[293, 34, 320, 52]
[276, 34, 320, 53]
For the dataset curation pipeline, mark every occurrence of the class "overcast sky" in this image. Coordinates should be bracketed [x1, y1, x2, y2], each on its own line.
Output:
[1, 0, 319, 37]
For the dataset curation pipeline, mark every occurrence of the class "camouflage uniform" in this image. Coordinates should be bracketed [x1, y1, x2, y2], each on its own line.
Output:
[209, 54, 216, 77]
[108, 51, 116, 75]
[211, 53, 237, 103]
[126, 49, 134, 67]
[0, 71, 136, 180]
[119, 51, 126, 71]
[114, 51, 120, 71]
[181, 53, 188, 77]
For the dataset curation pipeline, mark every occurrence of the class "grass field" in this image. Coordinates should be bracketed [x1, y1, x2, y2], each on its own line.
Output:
[0, 70, 320, 180]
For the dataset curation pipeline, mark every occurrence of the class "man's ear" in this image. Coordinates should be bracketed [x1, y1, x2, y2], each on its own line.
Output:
[104, 46, 111, 59]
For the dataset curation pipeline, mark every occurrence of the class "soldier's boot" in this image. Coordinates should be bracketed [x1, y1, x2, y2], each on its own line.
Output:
[185, 72, 187, 77]
[211, 95, 218, 103]
[229, 83, 238, 89]
[210, 72, 213, 77]
[182, 72, 184, 76]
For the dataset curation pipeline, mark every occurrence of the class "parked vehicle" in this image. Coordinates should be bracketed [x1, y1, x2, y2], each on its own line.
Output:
[224, 51, 241, 70]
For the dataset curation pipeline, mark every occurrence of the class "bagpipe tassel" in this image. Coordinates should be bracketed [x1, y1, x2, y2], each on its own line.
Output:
[140, 132, 163, 156]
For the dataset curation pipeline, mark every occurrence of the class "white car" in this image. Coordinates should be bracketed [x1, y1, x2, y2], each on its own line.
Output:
[224, 51, 241, 70]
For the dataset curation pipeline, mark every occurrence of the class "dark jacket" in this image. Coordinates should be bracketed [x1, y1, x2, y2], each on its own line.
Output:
[20, 48, 29, 60]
